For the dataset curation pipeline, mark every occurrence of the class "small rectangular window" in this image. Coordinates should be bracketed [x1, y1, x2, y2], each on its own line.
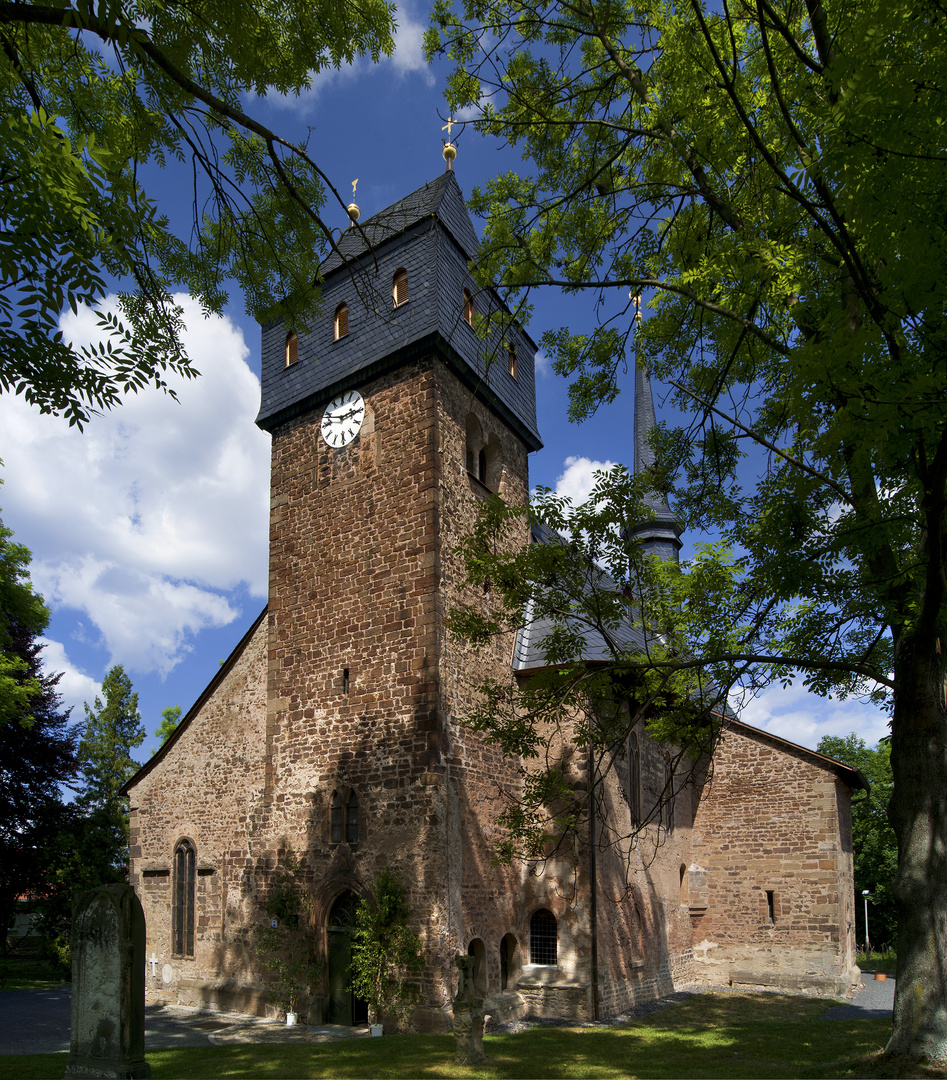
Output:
[508, 346, 517, 379]
[766, 890, 776, 923]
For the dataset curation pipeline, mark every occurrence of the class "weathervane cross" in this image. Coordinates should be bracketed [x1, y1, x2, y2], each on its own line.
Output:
[442, 116, 455, 139]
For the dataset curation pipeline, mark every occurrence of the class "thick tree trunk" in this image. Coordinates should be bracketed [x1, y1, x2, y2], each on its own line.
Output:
[886, 633, 947, 1061]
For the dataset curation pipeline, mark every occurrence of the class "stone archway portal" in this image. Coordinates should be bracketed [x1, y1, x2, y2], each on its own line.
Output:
[326, 891, 369, 1026]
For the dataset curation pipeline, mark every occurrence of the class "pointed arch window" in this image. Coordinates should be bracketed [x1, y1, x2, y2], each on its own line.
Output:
[529, 908, 557, 965]
[463, 288, 475, 327]
[507, 344, 517, 379]
[331, 789, 360, 846]
[172, 839, 196, 957]
[627, 731, 641, 826]
[285, 331, 298, 367]
[392, 268, 409, 307]
[334, 302, 349, 340]
[663, 753, 675, 832]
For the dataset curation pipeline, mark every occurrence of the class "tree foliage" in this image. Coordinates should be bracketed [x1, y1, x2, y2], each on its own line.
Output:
[0, 0, 395, 426]
[0, 601, 77, 954]
[76, 663, 144, 875]
[429, 0, 947, 1059]
[350, 867, 425, 1030]
[0, 509, 49, 727]
[155, 703, 181, 744]
[818, 733, 897, 948]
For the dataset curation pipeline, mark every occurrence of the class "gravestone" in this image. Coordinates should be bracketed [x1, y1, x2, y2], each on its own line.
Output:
[65, 884, 150, 1079]
[452, 954, 486, 1065]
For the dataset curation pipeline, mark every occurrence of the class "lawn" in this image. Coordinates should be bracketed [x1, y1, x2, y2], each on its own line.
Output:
[0, 951, 67, 992]
[2, 992, 942, 1080]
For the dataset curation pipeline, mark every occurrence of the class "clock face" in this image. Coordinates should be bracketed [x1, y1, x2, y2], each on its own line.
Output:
[321, 390, 365, 448]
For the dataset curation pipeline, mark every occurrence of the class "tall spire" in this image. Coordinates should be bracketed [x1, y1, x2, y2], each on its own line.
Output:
[629, 354, 682, 564]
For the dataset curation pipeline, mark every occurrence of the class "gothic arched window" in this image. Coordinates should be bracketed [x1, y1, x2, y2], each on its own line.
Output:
[628, 731, 641, 826]
[331, 789, 360, 846]
[529, 908, 557, 965]
[172, 839, 196, 957]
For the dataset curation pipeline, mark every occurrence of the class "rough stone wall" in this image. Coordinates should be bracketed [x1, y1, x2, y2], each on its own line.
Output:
[591, 724, 697, 1018]
[689, 723, 860, 995]
[127, 615, 269, 1011]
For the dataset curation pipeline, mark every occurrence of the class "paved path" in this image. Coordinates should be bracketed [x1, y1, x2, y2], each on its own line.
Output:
[0, 974, 894, 1055]
[819, 971, 896, 1021]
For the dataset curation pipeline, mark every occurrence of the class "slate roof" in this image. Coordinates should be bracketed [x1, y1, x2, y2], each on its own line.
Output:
[255, 171, 542, 451]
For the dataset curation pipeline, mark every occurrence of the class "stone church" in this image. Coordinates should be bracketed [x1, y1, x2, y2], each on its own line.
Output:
[122, 164, 865, 1030]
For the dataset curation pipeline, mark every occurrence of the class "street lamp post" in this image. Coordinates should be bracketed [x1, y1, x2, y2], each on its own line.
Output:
[862, 889, 871, 959]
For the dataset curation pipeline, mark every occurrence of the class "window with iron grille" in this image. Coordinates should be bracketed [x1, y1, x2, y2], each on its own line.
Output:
[529, 908, 557, 965]
[172, 839, 195, 957]
[331, 789, 359, 846]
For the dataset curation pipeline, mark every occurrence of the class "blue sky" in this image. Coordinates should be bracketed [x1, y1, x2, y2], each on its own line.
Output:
[0, 1, 890, 772]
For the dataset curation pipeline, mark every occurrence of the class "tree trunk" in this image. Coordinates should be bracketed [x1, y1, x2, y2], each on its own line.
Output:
[886, 632, 947, 1060]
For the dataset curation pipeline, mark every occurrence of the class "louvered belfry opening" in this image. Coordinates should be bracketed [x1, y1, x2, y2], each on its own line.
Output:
[392, 268, 409, 307]
[285, 331, 298, 366]
[334, 302, 349, 340]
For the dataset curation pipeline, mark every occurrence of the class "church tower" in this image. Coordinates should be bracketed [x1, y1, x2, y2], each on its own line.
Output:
[254, 167, 543, 1027]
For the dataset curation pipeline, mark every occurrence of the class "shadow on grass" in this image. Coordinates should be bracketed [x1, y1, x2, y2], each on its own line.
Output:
[0, 993, 937, 1080]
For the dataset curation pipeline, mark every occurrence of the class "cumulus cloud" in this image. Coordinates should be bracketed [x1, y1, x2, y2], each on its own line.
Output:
[38, 637, 101, 722]
[552, 455, 619, 504]
[0, 294, 270, 678]
[736, 679, 891, 752]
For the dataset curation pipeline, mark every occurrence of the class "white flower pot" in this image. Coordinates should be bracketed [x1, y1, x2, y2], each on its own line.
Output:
[286, 1012, 298, 1026]
[370, 1024, 383, 1037]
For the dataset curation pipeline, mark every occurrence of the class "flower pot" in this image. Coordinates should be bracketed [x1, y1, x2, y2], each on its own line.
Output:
[286, 1012, 298, 1025]
[370, 1024, 384, 1037]
[874, 972, 887, 981]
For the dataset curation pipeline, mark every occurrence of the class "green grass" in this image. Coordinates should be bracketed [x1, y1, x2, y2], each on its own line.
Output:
[858, 950, 899, 977]
[0, 951, 68, 992]
[0, 992, 931, 1080]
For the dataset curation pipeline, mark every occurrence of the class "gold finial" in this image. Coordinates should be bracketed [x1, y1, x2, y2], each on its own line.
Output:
[347, 178, 360, 227]
[442, 116, 457, 171]
[631, 291, 642, 320]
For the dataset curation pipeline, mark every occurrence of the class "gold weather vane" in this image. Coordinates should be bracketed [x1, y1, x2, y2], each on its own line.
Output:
[442, 116, 458, 171]
[347, 178, 360, 227]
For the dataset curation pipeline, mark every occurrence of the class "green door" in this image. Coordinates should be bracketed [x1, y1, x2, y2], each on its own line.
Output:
[326, 892, 369, 1025]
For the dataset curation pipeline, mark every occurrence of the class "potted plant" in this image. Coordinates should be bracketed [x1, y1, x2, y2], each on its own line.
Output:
[350, 867, 425, 1034]
[257, 851, 322, 1024]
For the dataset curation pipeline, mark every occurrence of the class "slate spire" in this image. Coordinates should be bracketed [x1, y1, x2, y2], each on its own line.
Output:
[628, 357, 682, 564]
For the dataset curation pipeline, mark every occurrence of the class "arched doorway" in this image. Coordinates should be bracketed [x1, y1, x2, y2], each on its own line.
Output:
[326, 891, 369, 1025]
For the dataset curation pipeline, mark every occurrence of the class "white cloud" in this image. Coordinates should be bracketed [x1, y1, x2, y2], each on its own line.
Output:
[553, 455, 619, 505]
[0, 294, 270, 677]
[534, 349, 551, 377]
[38, 637, 101, 722]
[736, 679, 891, 753]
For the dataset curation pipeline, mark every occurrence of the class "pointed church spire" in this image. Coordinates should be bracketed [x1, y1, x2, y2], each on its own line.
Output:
[628, 330, 682, 564]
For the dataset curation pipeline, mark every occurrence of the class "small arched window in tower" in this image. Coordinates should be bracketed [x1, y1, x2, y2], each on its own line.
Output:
[507, 344, 518, 379]
[463, 288, 475, 327]
[172, 838, 196, 957]
[334, 302, 349, 340]
[285, 331, 298, 367]
[627, 731, 641, 826]
[529, 908, 557, 965]
[392, 268, 409, 307]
